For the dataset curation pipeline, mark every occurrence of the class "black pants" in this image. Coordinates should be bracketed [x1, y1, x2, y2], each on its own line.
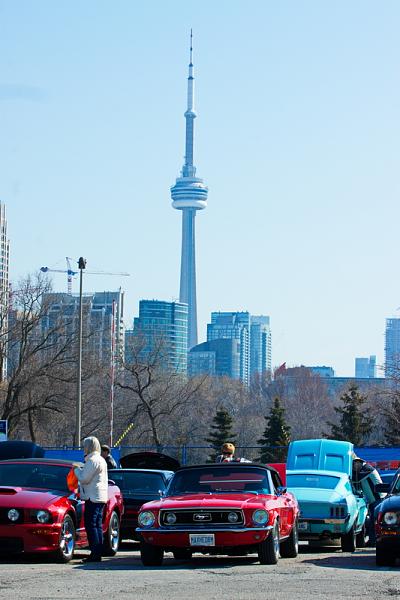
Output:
[84, 500, 105, 558]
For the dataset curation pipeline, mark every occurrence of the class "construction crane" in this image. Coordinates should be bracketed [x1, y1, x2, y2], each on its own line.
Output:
[40, 258, 78, 295]
[40, 259, 130, 294]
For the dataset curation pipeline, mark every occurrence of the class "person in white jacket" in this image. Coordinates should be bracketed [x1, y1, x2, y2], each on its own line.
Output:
[74, 436, 108, 562]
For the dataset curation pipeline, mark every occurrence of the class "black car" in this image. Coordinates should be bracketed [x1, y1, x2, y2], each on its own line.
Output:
[375, 470, 400, 565]
[109, 468, 175, 540]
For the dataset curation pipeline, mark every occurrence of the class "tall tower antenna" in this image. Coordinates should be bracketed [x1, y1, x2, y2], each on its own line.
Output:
[171, 31, 208, 349]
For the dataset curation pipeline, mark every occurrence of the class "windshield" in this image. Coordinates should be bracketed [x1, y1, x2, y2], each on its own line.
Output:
[0, 463, 70, 492]
[109, 471, 167, 494]
[287, 474, 340, 490]
[168, 466, 271, 495]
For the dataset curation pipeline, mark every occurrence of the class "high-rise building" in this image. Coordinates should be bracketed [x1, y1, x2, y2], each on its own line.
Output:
[0, 203, 9, 380]
[188, 338, 240, 379]
[355, 356, 376, 378]
[385, 318, 400, 377]
[171, 32, 208, 350]
[250, 315, 272, 376]
[41, 290, 125, 364]
[131, 300, 188, 373]
[207, 312, 250, 385]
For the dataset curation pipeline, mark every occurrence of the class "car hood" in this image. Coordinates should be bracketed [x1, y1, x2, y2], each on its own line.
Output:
[143, 493, 272, 510]
[379, 495, 400, 512]
[0, 486, 65, 509]
[287, 487, 344, 504]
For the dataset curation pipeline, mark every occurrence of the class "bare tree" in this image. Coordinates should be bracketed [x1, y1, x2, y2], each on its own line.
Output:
[0, 274, 77, 437]
[116, 333, 207, 450]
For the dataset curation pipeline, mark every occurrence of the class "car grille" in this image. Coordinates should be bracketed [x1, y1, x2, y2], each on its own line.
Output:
[0, 537, 24, 553]
[0, 508, 24, 524]
[160, 509, 244, 526]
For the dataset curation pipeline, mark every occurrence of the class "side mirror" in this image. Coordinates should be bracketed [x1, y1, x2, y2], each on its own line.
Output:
[375, 483, 390, 493]
[277, 486, 287, 495]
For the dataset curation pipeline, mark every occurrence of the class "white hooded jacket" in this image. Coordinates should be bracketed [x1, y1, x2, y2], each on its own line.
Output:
[74, 451, 108, 503]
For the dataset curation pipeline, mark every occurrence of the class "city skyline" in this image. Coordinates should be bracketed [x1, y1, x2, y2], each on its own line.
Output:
[1, 2, 399, 376]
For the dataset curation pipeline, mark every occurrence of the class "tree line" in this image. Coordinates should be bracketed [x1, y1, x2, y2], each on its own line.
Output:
[2, 274, 400, 462]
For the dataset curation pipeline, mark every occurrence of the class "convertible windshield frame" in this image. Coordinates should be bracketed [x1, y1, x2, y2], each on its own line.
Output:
[167, 466, 272, 496]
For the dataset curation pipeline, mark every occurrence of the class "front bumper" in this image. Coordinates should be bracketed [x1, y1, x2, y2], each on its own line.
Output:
[136, 526, 273, 548]
[0, 523, 62, 554]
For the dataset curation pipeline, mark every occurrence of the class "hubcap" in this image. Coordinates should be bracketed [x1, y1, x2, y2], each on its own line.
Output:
[109, 514, 120, 551]
[61, 519, 74, 557]
[273, 523, 279, 556]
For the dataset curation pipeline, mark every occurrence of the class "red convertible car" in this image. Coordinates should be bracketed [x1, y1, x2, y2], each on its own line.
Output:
[0, 457, 124, 562]
[137, 463, 299, 566]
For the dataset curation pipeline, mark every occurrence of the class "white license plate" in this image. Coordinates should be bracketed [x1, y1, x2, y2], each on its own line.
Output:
[298, 521, 309, 531]
[189, 534, 215, 546]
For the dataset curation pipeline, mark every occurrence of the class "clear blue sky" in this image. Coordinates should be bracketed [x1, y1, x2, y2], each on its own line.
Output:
[0, 1, 399, 376]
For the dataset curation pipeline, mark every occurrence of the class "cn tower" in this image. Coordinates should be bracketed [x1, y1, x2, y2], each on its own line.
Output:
[171, 31, 208, 349]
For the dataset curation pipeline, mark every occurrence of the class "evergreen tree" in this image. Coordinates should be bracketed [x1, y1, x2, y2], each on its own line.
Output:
[257, 397, 291, 463]
[383, 397, 400, 446]
[205, 408, 236, 462]
[325, 385, 373, 445]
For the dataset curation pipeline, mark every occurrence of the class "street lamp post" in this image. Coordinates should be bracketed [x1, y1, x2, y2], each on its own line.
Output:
[75, 256, 86, 447]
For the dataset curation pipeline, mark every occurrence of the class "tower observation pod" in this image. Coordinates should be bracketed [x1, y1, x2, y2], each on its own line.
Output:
[171, 31, 208, 349]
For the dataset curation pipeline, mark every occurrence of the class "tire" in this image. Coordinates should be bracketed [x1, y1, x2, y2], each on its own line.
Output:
[280, 519, 299, 558]
[356, 524, 367, 548]
[173, 549, 192, 560]
[140, 541, 164, 566]
[376, 543, 396, 566]
[341, 524, 356, 553]
[54, 514, 76, 563]
[258, 521, 280, 565]
[103, 511, 121, 556]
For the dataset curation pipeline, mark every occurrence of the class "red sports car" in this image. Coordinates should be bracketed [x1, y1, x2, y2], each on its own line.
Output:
[137, 463, 299, 565]
[0, 458, 124, 562]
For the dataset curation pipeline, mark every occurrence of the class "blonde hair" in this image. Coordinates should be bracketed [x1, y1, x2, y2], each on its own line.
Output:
[83, 436, 101, 455]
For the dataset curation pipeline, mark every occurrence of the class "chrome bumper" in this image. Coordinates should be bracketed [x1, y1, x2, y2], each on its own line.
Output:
[136, 525, 273, 534]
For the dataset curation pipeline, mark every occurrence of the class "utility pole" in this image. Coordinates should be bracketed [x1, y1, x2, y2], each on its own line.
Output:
[75, 256, 86, 447]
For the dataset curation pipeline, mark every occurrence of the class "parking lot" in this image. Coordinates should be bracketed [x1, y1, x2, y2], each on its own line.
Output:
[0, 543, 398, 600]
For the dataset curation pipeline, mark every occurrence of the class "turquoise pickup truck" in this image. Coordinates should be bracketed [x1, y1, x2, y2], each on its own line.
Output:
[286, 439, 368, 552]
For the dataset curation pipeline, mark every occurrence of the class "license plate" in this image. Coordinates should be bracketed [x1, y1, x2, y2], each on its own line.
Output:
[189, 534, 215, 546]
[298, 521, 309, 531]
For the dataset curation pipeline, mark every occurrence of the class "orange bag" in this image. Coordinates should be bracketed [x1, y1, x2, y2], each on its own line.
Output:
[66, 467, 79, 492]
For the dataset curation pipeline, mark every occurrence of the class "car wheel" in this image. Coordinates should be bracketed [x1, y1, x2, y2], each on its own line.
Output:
[280, 518, 299, 558]
[355, 523, 367, 548]
[140, 541, 164, 566]
[103, 511, 120, 556]
[341, 524, 356, 552]
[376, 543, 396, 566]
[173, 549, 192, 560]
[54, 514, 76, 563]
[258, 521, 279, 565]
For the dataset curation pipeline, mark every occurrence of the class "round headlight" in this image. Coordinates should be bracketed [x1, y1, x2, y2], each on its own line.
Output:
[252, 509, 269, 525]
[165, 512, 177, 524]
[383, 511, 398, 526]
[138, 511, 156, 527]
[36, 510, 50, 523]
[7, 509, 20, 522]
[228, 512, 239, 523]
